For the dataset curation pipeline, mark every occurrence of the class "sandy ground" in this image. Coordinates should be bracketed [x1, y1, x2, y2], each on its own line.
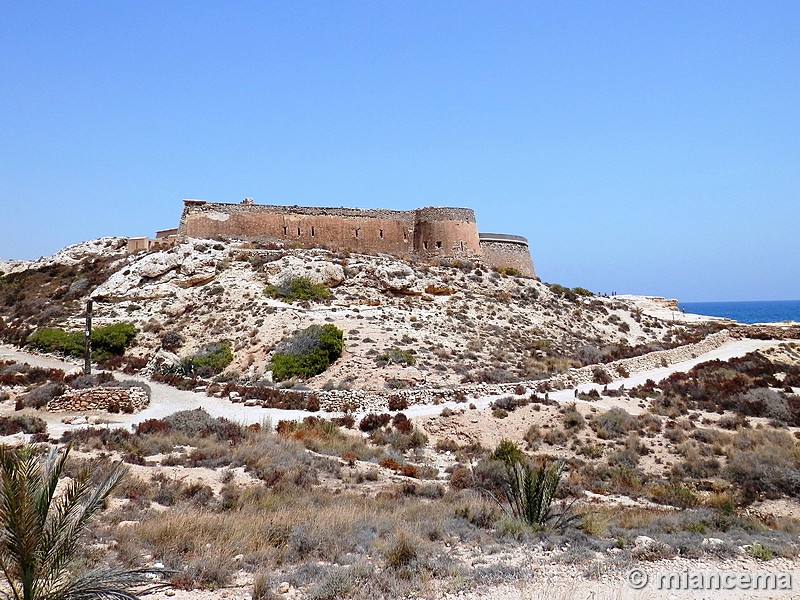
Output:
[4, 339, 800, 599]
[139, 560, 800, 600]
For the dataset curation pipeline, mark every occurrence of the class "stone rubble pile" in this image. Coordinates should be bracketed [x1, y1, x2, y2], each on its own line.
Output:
[47, 386, 150, 413]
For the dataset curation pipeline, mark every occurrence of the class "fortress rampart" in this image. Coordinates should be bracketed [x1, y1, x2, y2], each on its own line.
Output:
[173, 199, 535, 276]
[478, 233, 537, 278]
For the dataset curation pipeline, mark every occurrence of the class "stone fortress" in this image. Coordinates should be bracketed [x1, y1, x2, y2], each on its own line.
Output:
[132, 198, 537, 278]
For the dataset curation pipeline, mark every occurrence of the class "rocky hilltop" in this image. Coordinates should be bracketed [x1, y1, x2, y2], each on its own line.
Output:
[0, 237, 715, 392]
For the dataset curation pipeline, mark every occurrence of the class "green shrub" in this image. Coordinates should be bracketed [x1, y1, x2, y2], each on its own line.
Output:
[491, 439, 525, 465]
[27, 328, 84, 355]
[494, 266, 523, 277]
[28, 323, 137, 360]
[747, 543, 774, 561]
[265, 277, 330, 303]
[91, 322, 137, 356]
[271, 325, 344, 381]
[648, 484, 700, 509]
[547, 283, 577, 301]
[181, 343, 234, 377]
[380, 349, 416, 366]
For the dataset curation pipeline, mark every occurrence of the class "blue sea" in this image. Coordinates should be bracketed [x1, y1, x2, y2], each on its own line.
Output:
[678, 300, 800, 324]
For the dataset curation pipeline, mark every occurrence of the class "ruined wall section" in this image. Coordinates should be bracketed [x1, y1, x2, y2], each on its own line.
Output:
[413, 207, 481, 258]
[478, 234, 537, 279]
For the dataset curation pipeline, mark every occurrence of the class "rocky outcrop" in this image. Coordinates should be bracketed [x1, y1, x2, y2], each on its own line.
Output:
[264, 255, 346, 287]
[372, 264, 423, 294]
[92, 240, 226, 300]
[0, 238, 127, 276]
[47, 387, 149, 413]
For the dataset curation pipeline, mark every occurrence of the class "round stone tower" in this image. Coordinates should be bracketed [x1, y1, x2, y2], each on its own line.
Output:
[412, 207, 481, 258]
[478, 233, 537, 278]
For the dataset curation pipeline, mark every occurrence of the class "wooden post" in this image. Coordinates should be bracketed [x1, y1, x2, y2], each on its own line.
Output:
[84, 299, 93, 375]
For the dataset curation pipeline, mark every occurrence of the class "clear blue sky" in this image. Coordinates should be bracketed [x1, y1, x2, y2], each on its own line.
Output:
[1, 1, 798, 302]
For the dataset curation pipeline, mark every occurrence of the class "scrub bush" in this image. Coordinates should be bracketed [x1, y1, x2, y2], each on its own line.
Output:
[265, 277, 330, 303]
[181, 343, 233, 377]
[271, 325, 343, 381]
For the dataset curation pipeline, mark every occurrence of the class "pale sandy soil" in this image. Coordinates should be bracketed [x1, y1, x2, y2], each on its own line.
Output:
[3, 339, 800, 599]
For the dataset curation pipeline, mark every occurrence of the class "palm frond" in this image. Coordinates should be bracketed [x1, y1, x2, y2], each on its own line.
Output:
[45, 568, 173, 600]
[41, 459, 128, 589]
[0, 444, 166, 600]
[487, 442, 575, 531]
[0, 446, 46, 600]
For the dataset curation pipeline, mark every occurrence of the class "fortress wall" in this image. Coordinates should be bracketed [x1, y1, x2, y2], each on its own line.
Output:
[180, 202, 417, 255]
[177, 202, 540, 268]
[479, 234, 537, 278]
[412, 207, 481, 258]
[179, 202, 486, 259]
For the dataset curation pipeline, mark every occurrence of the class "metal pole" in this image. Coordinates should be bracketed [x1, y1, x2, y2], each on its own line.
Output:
[84, 299, 93, 375]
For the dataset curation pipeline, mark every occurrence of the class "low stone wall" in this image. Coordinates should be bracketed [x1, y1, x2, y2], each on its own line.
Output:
[541, 329, 733, 390]
[306, 330, 734, 412]
[47, 387, 150, 413]
[213, 331, 734, 413]
[733, 324, 800, 339]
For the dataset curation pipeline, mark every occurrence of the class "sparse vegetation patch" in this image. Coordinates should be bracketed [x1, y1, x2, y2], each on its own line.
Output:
[271, 325, 344, 381]
[265, 276, 331, 303]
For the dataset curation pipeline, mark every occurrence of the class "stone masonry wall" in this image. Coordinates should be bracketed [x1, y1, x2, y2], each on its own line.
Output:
[479, 238, 537, 278]
[178, 201, 487, 261]
[47, 387, 150, 413]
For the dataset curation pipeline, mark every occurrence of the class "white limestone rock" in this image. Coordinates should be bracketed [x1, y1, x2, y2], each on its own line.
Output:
[267, 255, 345, 287]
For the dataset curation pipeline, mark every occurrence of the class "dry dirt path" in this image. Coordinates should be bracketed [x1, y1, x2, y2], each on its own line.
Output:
[0, 337, 786, 438]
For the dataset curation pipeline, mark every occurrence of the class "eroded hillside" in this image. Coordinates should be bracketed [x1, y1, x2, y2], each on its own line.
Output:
[1, 237, 703, 390]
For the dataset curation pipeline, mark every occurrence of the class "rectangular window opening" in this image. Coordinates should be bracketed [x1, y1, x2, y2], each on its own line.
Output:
[355, 229, 359, 239]
[282, 226, 287, 236]
[311, 226, 315, 237]
[297, 227, 301, 237]
[380, 229, 384, 239]
[403, 231, 408, 241]
[423, 241, 428, 250]
[436, 241, 442, 249]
